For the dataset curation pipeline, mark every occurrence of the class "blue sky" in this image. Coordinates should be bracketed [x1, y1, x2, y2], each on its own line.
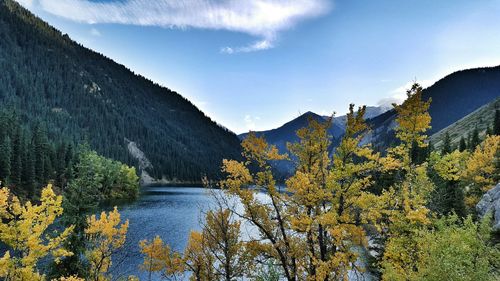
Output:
[16, 0, 500, 133]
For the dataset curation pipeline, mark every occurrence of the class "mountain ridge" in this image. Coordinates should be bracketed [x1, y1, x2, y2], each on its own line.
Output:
[430, 97, 500, 149]
[238, 106, 390, 151]
[365, 66, 500, 150]
[0, 0, 241, 182]
[240, 65, 500, 156]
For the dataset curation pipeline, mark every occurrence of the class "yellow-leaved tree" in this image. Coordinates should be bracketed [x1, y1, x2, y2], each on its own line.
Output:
[462, 134, 500, 206]
[183, 231, 216, 281]
[55, 276, 85, 281]
[138, 231, 214, 281]
[286, 105, 381, 280]
[221, 132, 301, 281]
[430, 150, 469, 182]
[285, 116, 333, 280]
[201, 207, 248, 281]
[85, 207, 129, 281]
[379, 83, 435, 281]
[382, 83, 432, 172]
[427, 149, 469, 216]
[139, 202, 248, 281]
[0, 184, 74, 281]
[139, 235, 183, 281]
[220, 107, 383, 281]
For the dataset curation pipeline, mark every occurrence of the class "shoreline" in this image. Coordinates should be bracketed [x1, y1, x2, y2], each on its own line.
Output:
[141, 182, 205, 188]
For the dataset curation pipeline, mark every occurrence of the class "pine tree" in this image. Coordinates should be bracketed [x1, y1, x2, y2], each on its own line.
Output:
[9, 126, 22, 187]
[411, 140, 428, 165]
[494, 109, 500, 135]
[64, 142, 75, 183]
[458, 137, 467, 152]
[441, 132, 452, 155]
[469, 127, 481, 150]
[57, 148, 102, 278]
[486, 126, 494, 136]
[33, 124, 49, 185]
[429, 151, 468, 217]
[21, 137, 36, 197]
[57, 176, 101, 278]
[0, 136, 12, 183]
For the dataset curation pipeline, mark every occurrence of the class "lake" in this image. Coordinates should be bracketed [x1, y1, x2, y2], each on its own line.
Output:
[106, 186, 216, 280]
[105, 186, 372, 281]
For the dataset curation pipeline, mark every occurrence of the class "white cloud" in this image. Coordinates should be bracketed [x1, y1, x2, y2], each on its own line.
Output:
[24, 0, 331, 53]
[220, 38, 274, 54]
[90, 27, 101, 37]
[244, 114, 259, 131]
[378, 79, 436, 106]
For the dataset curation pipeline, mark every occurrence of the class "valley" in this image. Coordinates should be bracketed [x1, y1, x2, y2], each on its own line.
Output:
[0, 1, 499, 281]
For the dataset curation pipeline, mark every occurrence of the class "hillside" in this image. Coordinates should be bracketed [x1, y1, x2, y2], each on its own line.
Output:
[430, 97, 500, 149]
[366, 66, 500, 150]
[239, 106, 389, 151]
[238, 112, 342, 177]
[0, 0, 241, 182]
[239, 111, 343, 152]
[238, 108, 389, 178]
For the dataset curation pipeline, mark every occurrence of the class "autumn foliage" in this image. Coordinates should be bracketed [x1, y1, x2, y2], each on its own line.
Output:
[136, 83, 499, 281]
[0, 185, 74, 280]
[0, 83, 499, 281]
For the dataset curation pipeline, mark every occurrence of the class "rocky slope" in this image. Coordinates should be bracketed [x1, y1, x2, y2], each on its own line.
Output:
[477, 183, 500, 231]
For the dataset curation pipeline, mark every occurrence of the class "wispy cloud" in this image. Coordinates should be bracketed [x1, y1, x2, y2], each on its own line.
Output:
[21, 0, 331, 53]
[90, 27, 101, 37]
[220, 38, 274, 54]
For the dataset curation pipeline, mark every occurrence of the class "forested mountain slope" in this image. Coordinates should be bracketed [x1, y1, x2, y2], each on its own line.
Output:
[430, 97, 500, 149]
[366, 66, 500, 150]
[0, 0, 241, 182]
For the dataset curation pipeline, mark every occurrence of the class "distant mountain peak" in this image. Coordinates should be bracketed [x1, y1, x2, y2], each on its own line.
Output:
[302, 110, 317, 115]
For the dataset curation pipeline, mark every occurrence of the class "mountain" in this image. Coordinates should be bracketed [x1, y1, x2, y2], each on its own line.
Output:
[238, 107, 389, 178]
[239, 106, 390, 152]
[0, 0, 241, 182]
[330, 106, 391, 132]
[366, 66, 500, 150]
[239, 111, 344, 153]
[430, 97, 500, 149]
[238, 66, 500, 162]
[239, 111, 343, 177]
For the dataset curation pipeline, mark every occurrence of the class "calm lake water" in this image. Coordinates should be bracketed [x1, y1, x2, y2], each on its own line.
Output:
[106, 186, 216, 280]
[104, 186, 372, 281]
